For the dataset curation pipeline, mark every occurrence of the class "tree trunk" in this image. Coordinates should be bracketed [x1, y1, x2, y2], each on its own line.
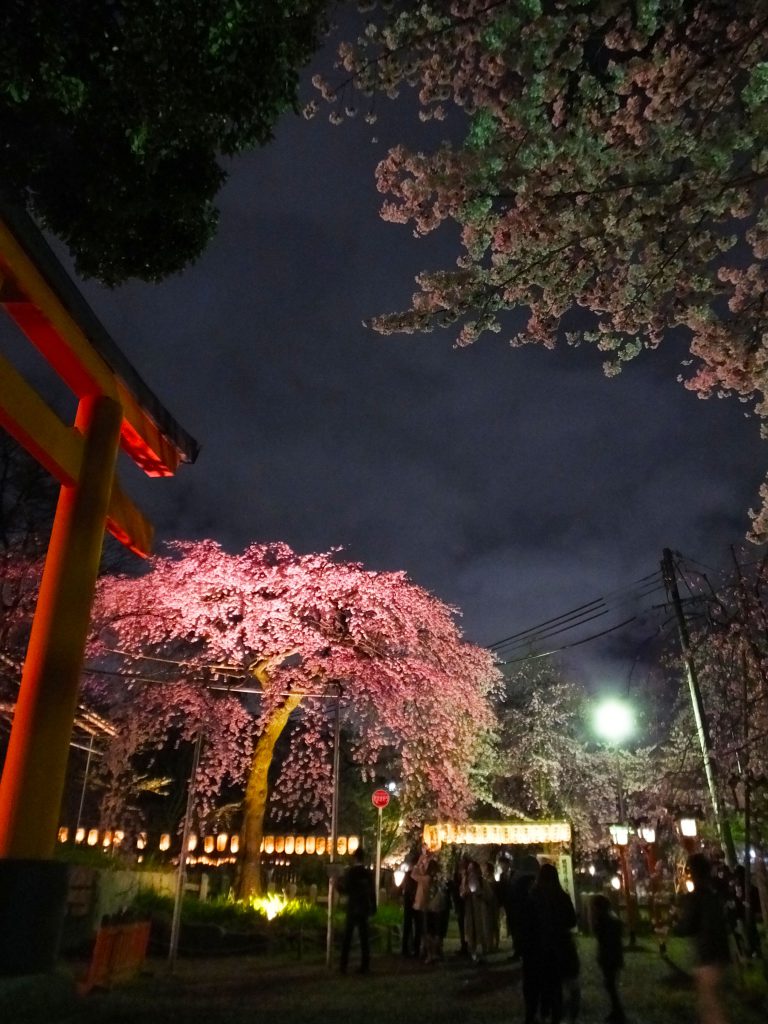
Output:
[237, 693, 303, 899]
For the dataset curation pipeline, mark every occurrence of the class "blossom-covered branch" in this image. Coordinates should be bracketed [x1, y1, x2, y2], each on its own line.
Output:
[316, 0, 768, 537]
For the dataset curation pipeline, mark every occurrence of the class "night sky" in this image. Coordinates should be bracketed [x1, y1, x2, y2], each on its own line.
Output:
[3, 34, 766, 688]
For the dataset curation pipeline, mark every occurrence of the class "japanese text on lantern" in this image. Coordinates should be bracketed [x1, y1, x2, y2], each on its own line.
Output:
[423, 820, 572, 851]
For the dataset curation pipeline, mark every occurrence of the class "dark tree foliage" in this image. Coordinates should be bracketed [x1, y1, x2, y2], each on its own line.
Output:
[0, 434, 56, 555]
[0, 0, 328, 284]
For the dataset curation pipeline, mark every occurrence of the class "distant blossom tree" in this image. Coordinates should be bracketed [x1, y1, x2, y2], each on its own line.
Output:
[668, 552, 768, 849]
[495, 659, 657, 850]
[314, 0, 768, 538]
[89, 540, 500, 895]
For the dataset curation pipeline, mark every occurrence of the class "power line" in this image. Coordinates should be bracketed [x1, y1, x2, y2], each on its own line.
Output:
[103, 647, 246, 677]
[82, 665, 339, 701]
[490, 572, 664, 660]
[499, 614, 640, 665]
[495, 580, 664, 657]
[490, 569, 661, 650]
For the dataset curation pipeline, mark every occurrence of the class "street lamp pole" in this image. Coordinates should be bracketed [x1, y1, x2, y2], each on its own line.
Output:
[325, 683, 342, 969]
[594, 698, 638, 948]
[615, 749, 626, 824]
[169, 730, 203, 972]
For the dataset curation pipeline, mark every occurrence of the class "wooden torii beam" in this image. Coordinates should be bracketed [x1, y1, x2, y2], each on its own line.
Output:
[0, 202, 198, 875]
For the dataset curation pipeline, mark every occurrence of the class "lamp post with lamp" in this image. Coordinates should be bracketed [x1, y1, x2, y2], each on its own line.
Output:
[594, 698, 639, 947]
[593, 699, 634, 819]
[638, 820, 662, 941]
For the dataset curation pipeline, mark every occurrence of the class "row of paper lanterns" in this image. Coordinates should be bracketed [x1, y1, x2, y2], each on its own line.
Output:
[422, 820, 572, 850]
[57, 827, 360, 857]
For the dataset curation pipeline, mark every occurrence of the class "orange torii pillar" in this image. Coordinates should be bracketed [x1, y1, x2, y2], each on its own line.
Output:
[0, 397, 121, 971]
[0, 396, 121, 854]
[0, 202, 198, 975]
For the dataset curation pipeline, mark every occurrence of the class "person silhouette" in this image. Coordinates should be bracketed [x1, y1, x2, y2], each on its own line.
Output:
[339, 847, 376, 974]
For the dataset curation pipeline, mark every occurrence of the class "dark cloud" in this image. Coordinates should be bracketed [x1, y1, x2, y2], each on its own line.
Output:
[3, 77, 764, 684]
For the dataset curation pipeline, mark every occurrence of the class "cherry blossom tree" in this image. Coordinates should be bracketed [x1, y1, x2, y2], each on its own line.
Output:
[669, 552, 768, 849]
[494, 659, 657, 851]
[88, 540, 500, 895]
[314, 1, 768, 537]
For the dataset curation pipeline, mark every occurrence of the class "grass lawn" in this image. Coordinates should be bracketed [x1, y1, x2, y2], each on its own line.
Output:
[3, 932, 767, 1024]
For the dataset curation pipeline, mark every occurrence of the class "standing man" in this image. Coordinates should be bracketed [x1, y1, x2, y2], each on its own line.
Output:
[339, 847, 377, 974]
[400, 859, 418, 957]
[510, 855, 541, 1024]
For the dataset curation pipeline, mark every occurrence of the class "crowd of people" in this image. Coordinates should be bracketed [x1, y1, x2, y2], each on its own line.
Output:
[339, 845, 757, 1024]
[398, 847, 592, 1024]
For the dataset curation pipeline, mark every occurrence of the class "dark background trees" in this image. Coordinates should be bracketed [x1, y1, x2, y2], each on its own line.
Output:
[0, 0, 328, 283]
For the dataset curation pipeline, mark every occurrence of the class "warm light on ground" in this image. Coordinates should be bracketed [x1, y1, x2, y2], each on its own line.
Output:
[247, 893, 289, 921]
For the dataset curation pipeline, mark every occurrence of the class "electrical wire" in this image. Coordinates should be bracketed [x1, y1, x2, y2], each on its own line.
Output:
[104, 647, 246, 677]
[82, 665, 339, 700]
[496, 581, 664, 656]
[490, 574, 665, 662]
[490, 570, 662, 651]
[499, 613, 641, 665]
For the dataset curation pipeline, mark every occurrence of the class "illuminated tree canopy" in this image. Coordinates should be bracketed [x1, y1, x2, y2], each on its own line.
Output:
[495, 660, 657, 849]
[89, 540, 500, 894]
[0, 0, 328, 284]
[669, 553, 768, 843]
[316, 0, 768, 537]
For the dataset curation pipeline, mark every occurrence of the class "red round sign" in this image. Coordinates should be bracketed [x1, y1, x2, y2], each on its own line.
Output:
[371, 788, 390, 809]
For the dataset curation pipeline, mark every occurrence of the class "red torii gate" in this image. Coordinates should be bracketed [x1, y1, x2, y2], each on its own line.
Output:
[0, 202, 198, 973]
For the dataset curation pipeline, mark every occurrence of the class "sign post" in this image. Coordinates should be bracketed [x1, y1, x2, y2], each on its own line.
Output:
[371, 788, 390, 902]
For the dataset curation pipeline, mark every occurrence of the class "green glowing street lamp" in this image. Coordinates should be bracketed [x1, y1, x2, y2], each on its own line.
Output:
[593, 698, 635, 747]
[593, 697, 634, 822]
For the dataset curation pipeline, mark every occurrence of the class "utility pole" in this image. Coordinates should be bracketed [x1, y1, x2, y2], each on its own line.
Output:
[661, 549, 736, 867]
